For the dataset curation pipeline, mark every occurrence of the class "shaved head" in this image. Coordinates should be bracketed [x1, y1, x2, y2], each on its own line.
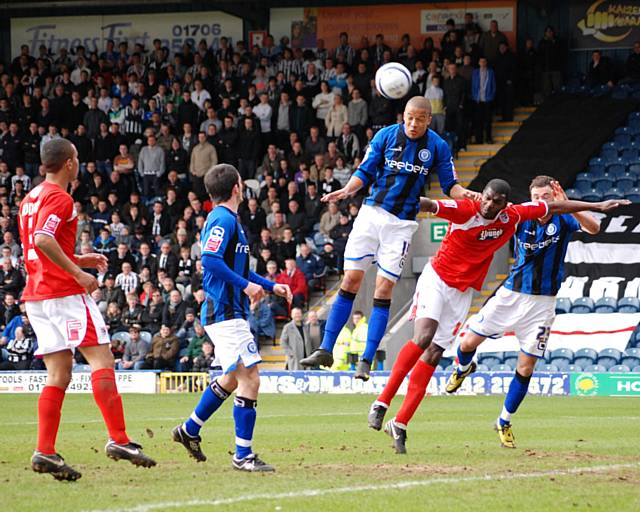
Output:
[405, 96, 431, 113]
[41, 138, 75, 173]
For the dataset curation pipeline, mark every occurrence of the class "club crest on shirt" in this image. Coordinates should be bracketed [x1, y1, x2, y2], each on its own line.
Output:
[418, 149, 431, 162]
[546, 223, 557, 235]
[204, 226, 225, 253]
[478, 228, 504, 241]
[499, 212, 509, 223]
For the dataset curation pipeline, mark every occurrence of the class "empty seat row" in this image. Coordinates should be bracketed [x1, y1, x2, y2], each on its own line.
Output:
[555, 297, 640, 314]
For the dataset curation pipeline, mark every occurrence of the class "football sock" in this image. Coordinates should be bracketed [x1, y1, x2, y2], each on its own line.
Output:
[457, 345, 476, 372]
[395, 360, 435, 426]
[377, 341, 423, 406]
[233, 396, 257, 459]
[319, 289, 356, 353]
[183, 379, 231, 436]
[362, 298, 391, 363]
[499, 370, 531, 426]
[91, 368, 129, 444]
[37, 385, 66, 455]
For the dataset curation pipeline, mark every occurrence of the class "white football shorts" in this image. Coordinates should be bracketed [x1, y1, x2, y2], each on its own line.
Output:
[26, 293, 110, 356]
[343, 204, 418, 282]
[204, 318, 261, 374]
[467, 286, 556, 358]
[409, 261, 474, 350]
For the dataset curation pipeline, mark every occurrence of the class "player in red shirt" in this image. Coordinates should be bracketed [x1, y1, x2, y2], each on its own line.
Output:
[367, 178, 627, 454]
[21, 139, 156, 481]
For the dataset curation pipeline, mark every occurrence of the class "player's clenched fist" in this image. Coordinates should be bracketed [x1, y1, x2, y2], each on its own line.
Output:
[244, 282, 265, 304]
[73, 270, 100, 294]
[273, 284, 293, 303]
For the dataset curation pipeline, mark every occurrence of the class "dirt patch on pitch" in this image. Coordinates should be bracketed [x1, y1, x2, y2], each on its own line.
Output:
[522, 449, 633, 464]
[303, 463, 469, 479]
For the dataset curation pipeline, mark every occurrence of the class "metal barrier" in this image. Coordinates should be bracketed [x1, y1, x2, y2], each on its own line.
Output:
[158, 372, 210, 393]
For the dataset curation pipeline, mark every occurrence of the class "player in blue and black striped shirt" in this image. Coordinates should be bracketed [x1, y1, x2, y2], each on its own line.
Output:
[301, 96, 480, 379]
[447, 175, 616, 448]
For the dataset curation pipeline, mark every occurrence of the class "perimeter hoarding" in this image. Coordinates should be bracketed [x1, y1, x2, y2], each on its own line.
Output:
[570, 0, 640, 49]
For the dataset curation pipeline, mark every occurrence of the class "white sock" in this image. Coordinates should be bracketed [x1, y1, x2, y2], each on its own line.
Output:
[499, 406, 512, 425]
[373, 400, 388, 410]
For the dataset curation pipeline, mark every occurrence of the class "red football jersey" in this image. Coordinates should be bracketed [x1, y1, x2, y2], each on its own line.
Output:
[430, 199, 549, 292]
[19, 181, 86, 301]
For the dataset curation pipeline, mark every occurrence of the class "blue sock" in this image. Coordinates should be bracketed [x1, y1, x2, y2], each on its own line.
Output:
[362, 298, 391, 363]
[183, 380, 230, 437]
[457, 345, 476, 370]
[320, 289, 356, 352]
[233, 396, 257, 459]
[499, 371, 531, 426]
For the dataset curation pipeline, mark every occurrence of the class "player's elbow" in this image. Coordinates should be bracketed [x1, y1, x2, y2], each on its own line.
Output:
[584, 221, 600, 235]
[33, 233, 51, 249]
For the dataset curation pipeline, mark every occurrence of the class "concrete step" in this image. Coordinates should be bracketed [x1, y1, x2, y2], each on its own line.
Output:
[259, 361, 285, 370]
[261, 354, 286, 363]
[493, 121, 522, 128]
[467, 144, 504, 152]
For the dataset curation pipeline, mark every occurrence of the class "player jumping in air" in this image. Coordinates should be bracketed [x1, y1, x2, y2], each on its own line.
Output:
[172, 164, 291, 472]
[445, 177, 604, 448]
[301, 96, 480, 380]
[21, 139, 156, 481]
[367, 178, 627, 454]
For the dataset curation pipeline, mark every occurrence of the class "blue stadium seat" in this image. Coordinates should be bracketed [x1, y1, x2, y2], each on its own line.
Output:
[582, 189, 603, 202]
[574, 348, 598, 364]
[615, 177, 635, 193]
[589, 157, 604, 167]
[632, 366, 640, 373]
[601, 141, 617, 151]
[443, 364, 456, 373]
[552, 359, 570, 371]
[592, 84, 611, 97]
[565, 188, 582, 199]
[613, 134, 631, 147]
[625, 188, 640, 202]
[600, 148, 618, 160]
[478, 353, 503, 367]
[490, 364, 512, 372]
[621, 355, 640, 368]
[584, 364, 607, 372]
[570, 297, 595, 313]
[608, 365, 631, 373]
[621, 149, 639, 161]
[440, 357, 453, 368]
[629, 111, 640, 120]
[632, 328, 640, 348]
[503, 357, 518, 368]
[576, 171, 592, 182]
[588, 164, 606, 176]
[574, 180, 593, 194]
[629, 163, 640, 176]
[597, 348, 622, 369]
[606, 165, 626, 178]
[623, 347, 640, 359]
[551, 348, 574, 364]
[612, 88, 630, 100]
[555, 297, 572, 314]
[615, 126, 631, 136]
[475, 364, 490, 372]
[566, 364, 583, 372]
[538, 364, 559, 372]
[617, 297, 640, 313]
[603, 188, 624, 200]
[629, 118, 640, 130]
[594, 296, 618, 313]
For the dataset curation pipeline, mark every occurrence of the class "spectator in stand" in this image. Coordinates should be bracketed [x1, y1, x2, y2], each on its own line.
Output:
[494, 42, 516, 122]
[275, 227, 297, 266]
[138, 133, 165, 200]
[336, 123, 360, 163]
[319, 200, 341, 242]
[479, 20, 507, 66]
[162, 289, 187, 331]
[237, 117, 261, 180]
[518, 38, 537, 106]
[329, 212, 352, 273]
[147, 324, 180, 370]
[192, 339, 215, 372]
[0, 326, 34, 370]
[587, 50, 615, 87]
[0, 257, 24, 299]
[424, 75, 445, 135]
[121, 293, 144, 329]
[115, 261, 139, 295]
[276, 258, 308, 309]
[538, 26, 564, 98]
[625, 41, 640, 82]
[141, 288, 164, 334]
[320, 167, 342, 197]
[443, 63, 467, 150]
[280, 307, 310, 370]
[472, 57, 496, 144]
[296, 243, 326, 291]
[325, 94, 348, 139]
[190, 131, 217, 197]
[240, 197, 266, 246]
[347, 89, 368, 142]
[118, 324, 149, 370]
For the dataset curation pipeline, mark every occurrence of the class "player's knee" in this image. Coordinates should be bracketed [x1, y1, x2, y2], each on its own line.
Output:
[341, 270, 364, 293]
[414, 330, 434, 350]
[423, 343, 444, 367]
[374, 277, 395, 299]
[516, 360, 535, 377]
[48, 369, 72, 389]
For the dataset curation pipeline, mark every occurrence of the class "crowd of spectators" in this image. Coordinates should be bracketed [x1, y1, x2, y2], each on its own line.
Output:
[0, 14, 638, 372]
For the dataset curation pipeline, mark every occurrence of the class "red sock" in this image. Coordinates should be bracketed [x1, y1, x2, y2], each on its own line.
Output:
[37, 385, 66, 455]
[377, 341, 424, 406]
[395, 359, 435, 426]
[91, 368, 129, 444]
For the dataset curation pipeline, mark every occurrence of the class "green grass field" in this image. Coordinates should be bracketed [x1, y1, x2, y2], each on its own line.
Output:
[0, 394, 638, 511]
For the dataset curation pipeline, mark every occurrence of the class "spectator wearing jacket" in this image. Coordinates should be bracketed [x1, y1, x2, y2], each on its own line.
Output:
[296, 243, 326, 291]
[118, 324, 149, 370]
[147, 324, 180, 370]
[276, 258, 308, 309]
[189, 132, 217, 198]
[471, 57, 496, 144]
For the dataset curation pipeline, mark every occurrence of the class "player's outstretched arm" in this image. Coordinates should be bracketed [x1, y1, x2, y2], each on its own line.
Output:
[546, 198, 631, 216]
[34, 234, 100, 293]
[418, 196, 438, 213]
[321, 175, 365, 203]
[551, 180, 600, 234]
[448, 183, 482, 201]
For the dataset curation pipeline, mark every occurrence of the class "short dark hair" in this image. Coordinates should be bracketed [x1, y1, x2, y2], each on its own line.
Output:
[529, 175, 554, 190]
[41, 138, 74, 173]
[204, 164, 240, 202]
[485, 178, 511, 198]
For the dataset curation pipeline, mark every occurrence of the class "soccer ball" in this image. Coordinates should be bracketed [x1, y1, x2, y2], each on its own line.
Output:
[375, 63, 412, 100]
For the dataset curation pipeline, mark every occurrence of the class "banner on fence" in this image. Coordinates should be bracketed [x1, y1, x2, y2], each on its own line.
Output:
[0, 371, 156, 394]
[11, 11, 242, 56]
[571, 372, 640, 396]
[569, 1, 640, 49]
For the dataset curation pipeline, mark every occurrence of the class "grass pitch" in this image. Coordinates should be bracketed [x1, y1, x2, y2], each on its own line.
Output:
[0, 393, 638, 511]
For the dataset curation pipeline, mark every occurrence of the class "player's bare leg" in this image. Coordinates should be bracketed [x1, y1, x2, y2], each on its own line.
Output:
[301, 269, 365, 368]
[173, 372, 238, 462]
[231, 363, 274, 472]
[31, 350, 82, 481]
[356, 275, 394, 381]
[495, 352, 537, 448]
[81, 344, 156, 467]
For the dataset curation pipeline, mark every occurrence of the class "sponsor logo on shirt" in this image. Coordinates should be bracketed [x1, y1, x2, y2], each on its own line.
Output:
[517, 235, 560, 251]
[204, 226, 225, 253]
[384, 158, 430, 175]
[441, 200, 457, 208]
[41, 214, 61, 235]
[235, 243, 250, 254]
[477, 228, 504, 241]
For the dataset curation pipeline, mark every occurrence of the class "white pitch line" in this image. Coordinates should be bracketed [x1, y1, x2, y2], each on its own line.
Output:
[85, 462, 639, 512]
